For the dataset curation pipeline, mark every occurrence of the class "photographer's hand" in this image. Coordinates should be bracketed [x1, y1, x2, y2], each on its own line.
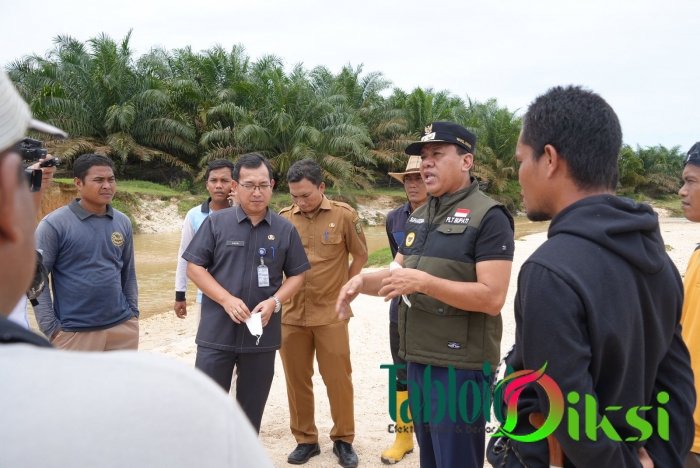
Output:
[29, 155, 56, 209]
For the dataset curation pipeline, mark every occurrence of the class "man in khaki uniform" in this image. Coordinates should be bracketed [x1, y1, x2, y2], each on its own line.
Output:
[279, 159, 368, 468]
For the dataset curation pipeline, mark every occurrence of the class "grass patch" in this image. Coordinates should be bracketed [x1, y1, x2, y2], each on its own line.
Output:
[367, 247, 393, 267]
[649, 196, 684, 217]
[111, 194, 138, 230]
[178, 197, 203, 216]
[116, 180, 181, 198]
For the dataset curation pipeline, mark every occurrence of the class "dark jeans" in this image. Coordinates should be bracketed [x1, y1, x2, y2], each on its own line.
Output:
[389, 321, 408, 391]
[407, 362, 486, 468]
[195, 345, 276, 433]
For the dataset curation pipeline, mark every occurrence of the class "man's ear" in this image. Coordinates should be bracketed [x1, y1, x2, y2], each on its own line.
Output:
[543, 144, 563, 178]
[74, 176, 82, 190]
[462, 153, 474, 172]
[270, 179, 276, 189]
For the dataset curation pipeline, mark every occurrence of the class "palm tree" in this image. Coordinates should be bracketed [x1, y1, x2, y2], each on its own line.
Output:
[9, 32, 195, 173]
[624, 145, 685, 196]
[458, 98, 521, 193]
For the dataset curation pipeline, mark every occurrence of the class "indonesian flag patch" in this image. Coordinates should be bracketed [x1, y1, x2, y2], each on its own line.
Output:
[444, 208, 471, 225]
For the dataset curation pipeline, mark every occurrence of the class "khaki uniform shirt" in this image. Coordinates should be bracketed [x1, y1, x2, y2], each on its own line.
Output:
[280, 197, 367, 326]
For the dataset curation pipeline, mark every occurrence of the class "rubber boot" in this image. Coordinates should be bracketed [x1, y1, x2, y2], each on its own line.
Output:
[381, 390, 414, 464]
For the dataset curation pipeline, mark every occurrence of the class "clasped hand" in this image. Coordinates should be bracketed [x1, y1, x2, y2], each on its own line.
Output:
[222, 295, 274, 326]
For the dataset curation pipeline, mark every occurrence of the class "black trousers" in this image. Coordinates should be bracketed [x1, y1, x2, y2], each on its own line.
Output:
[195, 345, 276, 433]
[389, 321, 408, 391]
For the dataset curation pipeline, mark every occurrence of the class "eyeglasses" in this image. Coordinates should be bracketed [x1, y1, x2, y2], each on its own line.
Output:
[238, 183, 272, 192]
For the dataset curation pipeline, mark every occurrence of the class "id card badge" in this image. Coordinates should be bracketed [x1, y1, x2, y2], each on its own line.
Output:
[257, 263, 270, 287]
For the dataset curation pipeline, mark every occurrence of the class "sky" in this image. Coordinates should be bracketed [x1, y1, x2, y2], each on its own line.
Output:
[3, 0, 699, 151]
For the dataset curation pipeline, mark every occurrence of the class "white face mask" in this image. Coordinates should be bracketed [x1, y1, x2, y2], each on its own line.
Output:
[245, 312, 263, 345]
[389, 261, 412, 308]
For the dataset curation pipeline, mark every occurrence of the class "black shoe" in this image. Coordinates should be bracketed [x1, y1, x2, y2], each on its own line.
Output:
[287, 443, 321, 465]
[333, 440, 359, 468]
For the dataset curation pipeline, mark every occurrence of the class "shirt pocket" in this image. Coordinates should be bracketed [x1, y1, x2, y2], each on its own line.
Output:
[319, 233, 342, 259]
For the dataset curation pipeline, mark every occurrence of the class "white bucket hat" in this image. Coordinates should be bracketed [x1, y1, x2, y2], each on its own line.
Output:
[0, 70, 67, 153]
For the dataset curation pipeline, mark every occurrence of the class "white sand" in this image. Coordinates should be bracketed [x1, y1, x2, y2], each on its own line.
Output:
[138, 217, 700, 468]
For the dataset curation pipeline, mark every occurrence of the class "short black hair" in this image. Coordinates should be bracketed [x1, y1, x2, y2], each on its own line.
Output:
[286, 159, 323, 186]
[685, 142, 700, 168]
[205, 159, 234, 180]
[521, 85, 622, 191]
[73, 154, 115, 181]
[233, 152, 273, 181]
[456, 146, 469, 156]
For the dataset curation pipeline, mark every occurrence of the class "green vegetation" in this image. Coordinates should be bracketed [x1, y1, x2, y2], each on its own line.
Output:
[627, 194, 684, 217]
[9, 32, 688, 213]
[115, 180, 181, 197]
[367, 247, 393, 267]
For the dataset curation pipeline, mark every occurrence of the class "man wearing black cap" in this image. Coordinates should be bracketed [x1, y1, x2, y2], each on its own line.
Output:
[679, 141, 700, 468]
[337, 121, 515, 467]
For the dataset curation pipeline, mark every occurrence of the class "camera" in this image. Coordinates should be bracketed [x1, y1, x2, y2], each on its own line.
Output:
[16, 138, 60, 192]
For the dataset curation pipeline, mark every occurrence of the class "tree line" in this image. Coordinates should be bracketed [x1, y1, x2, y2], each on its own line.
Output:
[7, 31, 685, 206]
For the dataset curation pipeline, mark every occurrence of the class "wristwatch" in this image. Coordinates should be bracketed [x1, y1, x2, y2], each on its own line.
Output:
[271, 295, 282, 314]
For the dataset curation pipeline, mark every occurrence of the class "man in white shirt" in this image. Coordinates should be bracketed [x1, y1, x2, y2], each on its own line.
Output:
[174, 159, 235, 318]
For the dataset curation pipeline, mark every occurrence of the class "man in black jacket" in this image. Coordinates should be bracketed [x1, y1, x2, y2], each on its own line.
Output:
[489, 85, 695, 467]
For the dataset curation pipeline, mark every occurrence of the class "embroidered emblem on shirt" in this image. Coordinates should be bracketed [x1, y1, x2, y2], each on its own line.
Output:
[405, 232, 416, 247]
[408, 216, 425, 224]
[329, 222, 336, 228]
[111, 232, 125, 247]
[354, 221, 363, 235]
[447, 341, 462, 349]
[267, 234, 275, 240]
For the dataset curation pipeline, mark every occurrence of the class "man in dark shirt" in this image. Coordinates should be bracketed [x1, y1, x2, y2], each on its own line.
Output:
[381, 155, 427, 464]
[491, 85, 694, 467]
[184, 152, 310, 433]
[338, 122, 515, 468]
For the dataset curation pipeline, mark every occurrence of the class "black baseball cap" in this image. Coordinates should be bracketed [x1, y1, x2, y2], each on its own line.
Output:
[685, 142, 700, 167]
[405, 121, 477, 156]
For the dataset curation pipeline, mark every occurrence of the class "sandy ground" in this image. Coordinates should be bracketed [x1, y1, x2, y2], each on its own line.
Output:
[137, 217, 700, 468]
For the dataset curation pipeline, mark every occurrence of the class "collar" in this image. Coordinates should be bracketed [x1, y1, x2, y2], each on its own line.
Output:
[69, 199, 114, 220]
[234, 205, 272, 225]
[200, 197, 212, 214]
[431, 177, 479, 206]
[290, 195, 332, 216]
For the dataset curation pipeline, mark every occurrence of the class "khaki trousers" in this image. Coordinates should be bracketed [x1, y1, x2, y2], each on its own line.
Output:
[281, 320, 354, 444]
[52, 317, 139, 351]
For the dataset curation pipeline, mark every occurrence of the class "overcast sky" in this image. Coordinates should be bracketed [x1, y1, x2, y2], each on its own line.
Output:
[3, 0, 698, 151]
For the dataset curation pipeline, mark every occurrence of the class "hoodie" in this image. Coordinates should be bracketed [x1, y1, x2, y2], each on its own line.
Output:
[494, 195, 695, 467]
